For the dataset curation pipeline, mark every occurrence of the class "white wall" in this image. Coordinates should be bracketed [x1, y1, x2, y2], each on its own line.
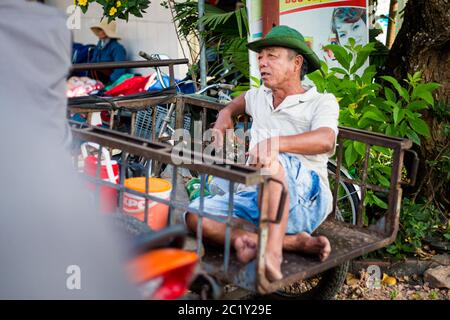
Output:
[46, 0, 188, 78]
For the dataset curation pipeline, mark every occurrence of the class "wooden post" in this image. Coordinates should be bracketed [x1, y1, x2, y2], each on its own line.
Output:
[262, 0, 279, 36]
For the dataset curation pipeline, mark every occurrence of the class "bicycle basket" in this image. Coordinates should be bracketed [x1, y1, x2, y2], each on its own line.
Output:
[134, 105, 191, 140]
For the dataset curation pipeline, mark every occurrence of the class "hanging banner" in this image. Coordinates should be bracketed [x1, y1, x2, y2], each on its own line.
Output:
[247, 0, 369, 84]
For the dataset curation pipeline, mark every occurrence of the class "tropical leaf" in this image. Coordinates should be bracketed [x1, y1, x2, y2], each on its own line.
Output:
[408, 117, 431, 137]
[350, 42, 375, 74]
[324, 44, 352, 71]
[381, 76, 410, 103]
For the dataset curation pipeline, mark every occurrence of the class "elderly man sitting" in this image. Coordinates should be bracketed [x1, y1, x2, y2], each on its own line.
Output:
[186, 25, 339, 281]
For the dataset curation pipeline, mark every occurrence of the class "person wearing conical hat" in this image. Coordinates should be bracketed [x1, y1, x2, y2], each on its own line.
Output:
[186, 26, 338, 283]
[89, 19, 127, 84]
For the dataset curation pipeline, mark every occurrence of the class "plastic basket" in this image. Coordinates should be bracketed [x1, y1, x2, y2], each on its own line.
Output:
[134, 105, 191, 140]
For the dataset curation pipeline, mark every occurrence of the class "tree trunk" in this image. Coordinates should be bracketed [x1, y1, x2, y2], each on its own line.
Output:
[386, 0, 450, 208]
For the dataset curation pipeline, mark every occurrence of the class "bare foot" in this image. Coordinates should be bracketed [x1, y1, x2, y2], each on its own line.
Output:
[234, 235, 257, 264]
[285, 232, 331, 261]
[234, 236, 283, 281]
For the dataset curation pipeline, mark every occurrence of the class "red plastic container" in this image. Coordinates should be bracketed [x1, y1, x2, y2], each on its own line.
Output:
[82, 143, 119, 213]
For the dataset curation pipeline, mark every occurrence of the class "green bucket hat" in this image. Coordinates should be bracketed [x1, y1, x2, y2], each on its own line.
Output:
[247, 25, 321, 74]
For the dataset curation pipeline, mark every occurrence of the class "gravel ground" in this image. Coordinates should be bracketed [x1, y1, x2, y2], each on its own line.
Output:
[336, 271, 449, 300]
[218, 271, 449, 300]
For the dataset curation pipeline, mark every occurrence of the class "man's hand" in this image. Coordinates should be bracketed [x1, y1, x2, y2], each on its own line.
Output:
[212, 109, 234, 148]
[247, 138, 280, 175]
[210, 93, 246, 148]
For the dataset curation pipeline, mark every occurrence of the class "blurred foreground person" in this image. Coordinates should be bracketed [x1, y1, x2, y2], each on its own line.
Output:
[0, 0, 139, 299]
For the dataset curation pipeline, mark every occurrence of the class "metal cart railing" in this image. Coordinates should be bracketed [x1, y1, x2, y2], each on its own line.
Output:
[68, 90, 419, 298]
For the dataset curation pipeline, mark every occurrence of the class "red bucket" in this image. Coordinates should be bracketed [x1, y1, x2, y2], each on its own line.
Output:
[82, 143, 119, 213]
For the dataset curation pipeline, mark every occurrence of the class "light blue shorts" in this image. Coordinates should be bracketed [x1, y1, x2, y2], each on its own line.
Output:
[188, 153, 331, 235]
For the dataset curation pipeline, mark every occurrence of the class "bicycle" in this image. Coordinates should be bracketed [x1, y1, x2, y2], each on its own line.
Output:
[130, 51, 234, 178]
[135, 51, 234, 141]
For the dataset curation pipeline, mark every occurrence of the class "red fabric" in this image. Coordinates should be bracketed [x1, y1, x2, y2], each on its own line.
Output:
[105, 76, 150, 96]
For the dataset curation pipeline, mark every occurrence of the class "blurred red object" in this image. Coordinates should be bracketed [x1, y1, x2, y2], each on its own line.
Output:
[105, 76, 150, 96]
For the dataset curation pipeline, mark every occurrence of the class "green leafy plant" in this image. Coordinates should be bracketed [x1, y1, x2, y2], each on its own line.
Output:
[389, 289, 398, 300]
[75, 0, 150, 22]
[163, 1, 249, 83]
[198, 2, 249, 81]
[428, 290, 439, 300]
[308, 38, 440, 213]
[385, 199, 446, 259]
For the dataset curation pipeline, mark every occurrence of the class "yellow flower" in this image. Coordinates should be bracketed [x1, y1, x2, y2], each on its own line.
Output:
[78, 0, 88, 6]
[116, 1, 122, 7]
[109, 7, 117, 16]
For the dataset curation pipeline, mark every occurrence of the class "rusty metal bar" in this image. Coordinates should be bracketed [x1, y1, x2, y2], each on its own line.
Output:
[71, 126, 266, 185]
[130, 112, 136, 136]
[144, 161, 150, 224]
[68, 96, 176, 112]
[332, 137, 344, 216]
[339, 126, 412, 150]
[197, 174, 206, 259]
[175, 96, 185, 134]
[201, 108, 207, 150]
[109, 110, 115, 130]
[70, 59, 188, 72]
[356, 144, 371, 227]
[151, 105, 157, 141]
[385, 146, 404, 238]
[256, 179, 271, 292]
[117, 151, 127, 212]
[169, 165, 178, 226]
[224, 181, 234, 273]
[328, 174, 390, 194]
[115, 95, 176, 109]
[169, 64, 175, 87]
[182, 95, 225, 112]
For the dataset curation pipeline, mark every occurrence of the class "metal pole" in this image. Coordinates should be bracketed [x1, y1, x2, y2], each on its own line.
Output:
[198, 0, 207, 89]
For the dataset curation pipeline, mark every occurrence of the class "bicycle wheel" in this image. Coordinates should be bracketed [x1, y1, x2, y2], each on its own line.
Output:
[327, 161, 360, 225]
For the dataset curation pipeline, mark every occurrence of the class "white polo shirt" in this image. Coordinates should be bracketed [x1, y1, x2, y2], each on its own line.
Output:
[244, 84, 340, 197]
